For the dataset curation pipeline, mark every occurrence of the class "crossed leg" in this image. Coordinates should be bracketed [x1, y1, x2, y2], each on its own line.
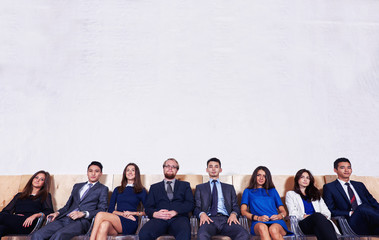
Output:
[90, 212, 122, 240]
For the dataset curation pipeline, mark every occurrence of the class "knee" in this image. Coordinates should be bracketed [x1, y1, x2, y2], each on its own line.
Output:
[138, 228, 150, 240]
[269, 225, 283, 239]
[31, 231, 41, 240]
[312, 212, 327, 222]
[269, 225, 279, 235]
[98, 221, 110, 234]
[94, 212, 106, 222]
[256, 223, 268, 234]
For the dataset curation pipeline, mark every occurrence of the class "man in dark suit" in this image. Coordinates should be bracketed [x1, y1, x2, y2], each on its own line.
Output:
[323, 157, 379, 235]
[138, 158, 194, 240]
[31, 161, 109, 240]
[194, 158, 250, 240]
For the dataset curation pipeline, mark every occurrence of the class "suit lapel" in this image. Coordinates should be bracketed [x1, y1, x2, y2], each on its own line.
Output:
[221, 183, 229, 209]
[161, 181, 169, 200]
[76, 182, 86, 200]
[334, 180, 350, 205]
[80, 182, 98, 202]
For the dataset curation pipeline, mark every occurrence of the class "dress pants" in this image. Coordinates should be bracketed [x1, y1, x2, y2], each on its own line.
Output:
[348, 203, 379, 235]
[299, 212, 337, 240]
[31, 216, 90, 240]
[197, 215, 250, 240]
[138, 216, 191, 240]
[0, 213, 36, 237]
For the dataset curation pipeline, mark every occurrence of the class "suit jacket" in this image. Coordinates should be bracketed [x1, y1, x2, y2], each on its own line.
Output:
[286, 190, 340, 234]
[193, 181, 240, 219]
[323, 179, 379, 218]
[145, 180, 194, 219]
[57, 182, 109, 220]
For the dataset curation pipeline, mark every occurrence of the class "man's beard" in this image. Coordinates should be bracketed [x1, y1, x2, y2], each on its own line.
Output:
[164, 172, 176, 179]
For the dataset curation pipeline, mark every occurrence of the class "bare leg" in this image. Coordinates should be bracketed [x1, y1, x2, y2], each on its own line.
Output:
[90, 212, 123, 240]
[254, 223, 270, 240]
[268, 223, 286, 240]
[96, 221, 119, 240]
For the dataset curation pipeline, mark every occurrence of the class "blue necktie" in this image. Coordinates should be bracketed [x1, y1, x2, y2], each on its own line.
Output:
[210, 180, 218, 216]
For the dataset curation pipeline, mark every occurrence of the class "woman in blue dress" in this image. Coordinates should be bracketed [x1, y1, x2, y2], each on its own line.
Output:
[241, 166, 291, 240]
[90, 163, 147, 240]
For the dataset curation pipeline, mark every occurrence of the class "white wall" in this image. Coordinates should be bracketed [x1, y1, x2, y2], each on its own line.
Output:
[1, 0, 379, 176]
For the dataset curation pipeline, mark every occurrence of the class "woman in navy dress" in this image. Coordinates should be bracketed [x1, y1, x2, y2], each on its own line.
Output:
[241, 166, 291, 240]
[90, 163, 147, 240]
[0, 170, 53, 237]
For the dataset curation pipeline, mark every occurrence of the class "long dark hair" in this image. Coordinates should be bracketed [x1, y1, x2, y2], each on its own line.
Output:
[293, 169, 321, 201]
[118, 163, 144, 194]
[247, 166, 275, 194]
[19, 170, 50, 202]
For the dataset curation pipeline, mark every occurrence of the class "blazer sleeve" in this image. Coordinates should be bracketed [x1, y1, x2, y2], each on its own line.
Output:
[87, 185, 109, 219]
[170, 181, 194, 215]
[58, 185, 77, 215]
[193, 184, 203, 218]
[108, 187, 118, 213]
[42, 193, 54, 216]
[356, 182, 379, 209]
[144, 185, 158, 218]
[323, 183, 350, 217]
[1, 193, 21, 214]
[285, 191, 304, 220]
[229, 185, 240, 216]
[318, 197, 331, 219]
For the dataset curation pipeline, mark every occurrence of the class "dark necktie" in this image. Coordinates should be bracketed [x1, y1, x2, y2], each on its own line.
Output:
[210, 180, 218, 216]
[167, 181, 173, 200]
[345, 182, 358, 211]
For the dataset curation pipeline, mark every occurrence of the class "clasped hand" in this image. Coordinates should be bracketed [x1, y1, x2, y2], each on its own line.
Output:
[67, 211, 85, 220]
[258, 214, 282, 222]
[121, 211, 136, 221]
[153, 209, 177, 220]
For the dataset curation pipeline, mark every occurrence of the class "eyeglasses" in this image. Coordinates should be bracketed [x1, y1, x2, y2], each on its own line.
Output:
[163, 165, 178, 169]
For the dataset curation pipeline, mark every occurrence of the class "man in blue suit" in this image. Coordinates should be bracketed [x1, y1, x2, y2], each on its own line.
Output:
[138, 158, 194, 240]
[323, 157, 379, 235]
[194, 158, 250, 240]
[31, 161, 109, 240]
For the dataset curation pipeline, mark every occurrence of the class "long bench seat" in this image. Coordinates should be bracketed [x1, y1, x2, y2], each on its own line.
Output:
[1, 174, 379, 240]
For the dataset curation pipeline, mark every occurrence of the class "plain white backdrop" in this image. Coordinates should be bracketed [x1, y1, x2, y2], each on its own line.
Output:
[1, 0, 379, 176]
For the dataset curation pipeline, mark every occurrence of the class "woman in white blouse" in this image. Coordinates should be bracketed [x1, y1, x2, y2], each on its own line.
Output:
[285, 169, 340, 240]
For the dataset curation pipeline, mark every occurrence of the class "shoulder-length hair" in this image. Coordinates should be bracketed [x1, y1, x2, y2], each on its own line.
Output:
[20, 170, 50, 202]
[247, 166, 275, 194]
[118, 163, 144, 194]
[293, 169, 321, 201]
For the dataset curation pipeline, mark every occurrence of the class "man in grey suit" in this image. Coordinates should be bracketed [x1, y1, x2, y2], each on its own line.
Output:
[194, 158, 250, 240]
[31, 161, 109, 240]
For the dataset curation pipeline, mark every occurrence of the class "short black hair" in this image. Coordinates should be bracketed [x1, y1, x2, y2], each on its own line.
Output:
[207, 157, 221, 167]
[334, 157, 351, 170]
[88, 161, 103, 172]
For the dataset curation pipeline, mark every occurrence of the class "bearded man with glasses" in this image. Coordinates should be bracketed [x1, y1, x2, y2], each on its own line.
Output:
[139, 158, 194, 240]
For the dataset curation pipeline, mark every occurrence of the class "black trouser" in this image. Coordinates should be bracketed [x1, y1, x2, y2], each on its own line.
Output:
[299, 212, 337, 240]
[0, 213, 36, 237]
